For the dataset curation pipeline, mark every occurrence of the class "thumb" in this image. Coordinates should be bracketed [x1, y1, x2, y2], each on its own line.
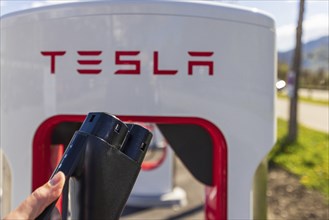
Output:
[5, 172, 65, 219]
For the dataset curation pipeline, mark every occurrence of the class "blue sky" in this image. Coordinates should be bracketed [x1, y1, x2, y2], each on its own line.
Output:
[1, 0, 328, 51]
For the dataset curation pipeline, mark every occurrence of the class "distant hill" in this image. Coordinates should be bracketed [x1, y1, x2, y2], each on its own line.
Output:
[278, 36, 329, 73]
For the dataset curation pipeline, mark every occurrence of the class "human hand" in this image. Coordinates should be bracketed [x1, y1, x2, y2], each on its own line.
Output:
[4, 172, 65, 220]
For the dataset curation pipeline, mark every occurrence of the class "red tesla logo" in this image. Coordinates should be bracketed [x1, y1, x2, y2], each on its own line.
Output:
[41, 50, 214, 75]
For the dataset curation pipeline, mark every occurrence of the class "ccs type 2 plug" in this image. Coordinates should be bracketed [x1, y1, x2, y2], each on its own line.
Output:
[36, 112, 152, 220]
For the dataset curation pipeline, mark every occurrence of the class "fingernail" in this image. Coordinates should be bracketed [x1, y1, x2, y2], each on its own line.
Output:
[49, 172, 61, 186]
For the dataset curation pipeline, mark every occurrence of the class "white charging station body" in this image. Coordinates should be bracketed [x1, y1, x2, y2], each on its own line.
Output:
[0, 1, 276, 219]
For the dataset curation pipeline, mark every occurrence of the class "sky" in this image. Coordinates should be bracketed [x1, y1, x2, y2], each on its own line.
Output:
[0, 0, 328, 52]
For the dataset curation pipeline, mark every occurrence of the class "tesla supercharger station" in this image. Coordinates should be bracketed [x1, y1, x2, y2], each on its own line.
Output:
[0, 1, 276, 219]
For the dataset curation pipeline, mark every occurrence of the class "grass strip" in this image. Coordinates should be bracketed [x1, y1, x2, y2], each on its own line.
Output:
[268, 118, 329, 201]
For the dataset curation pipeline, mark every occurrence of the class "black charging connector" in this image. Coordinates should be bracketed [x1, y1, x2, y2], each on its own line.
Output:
[36, 112, 152, 220]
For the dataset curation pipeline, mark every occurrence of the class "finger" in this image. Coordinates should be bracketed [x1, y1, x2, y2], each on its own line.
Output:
[15, 172, 65, 219]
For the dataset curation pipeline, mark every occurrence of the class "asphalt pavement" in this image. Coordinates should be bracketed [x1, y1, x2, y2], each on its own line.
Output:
[122, 156, 205, 220]
[276, 98, 329, 133]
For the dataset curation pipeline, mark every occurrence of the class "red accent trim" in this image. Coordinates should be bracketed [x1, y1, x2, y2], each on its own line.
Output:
[77, 69, 102, 74]
[153, 51, 178, 75]
[77, 60, 102, 65]
[115, 51, 141, 75]
[187, 51, 214, 76]
[33, 115, 227, 220]
[41, 51, 66, 56]
[188, 51, 214, 56]
[188, 61, 214, 76]
[41, 51, 66, 74]
[50, 145, 64, 214]
[77, 51, 102, 56]
[32, 115, 86, 191]
[141, 145, 167, 171]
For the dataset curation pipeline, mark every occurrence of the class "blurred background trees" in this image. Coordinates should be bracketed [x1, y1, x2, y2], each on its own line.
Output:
[278, 35, 329, 90]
